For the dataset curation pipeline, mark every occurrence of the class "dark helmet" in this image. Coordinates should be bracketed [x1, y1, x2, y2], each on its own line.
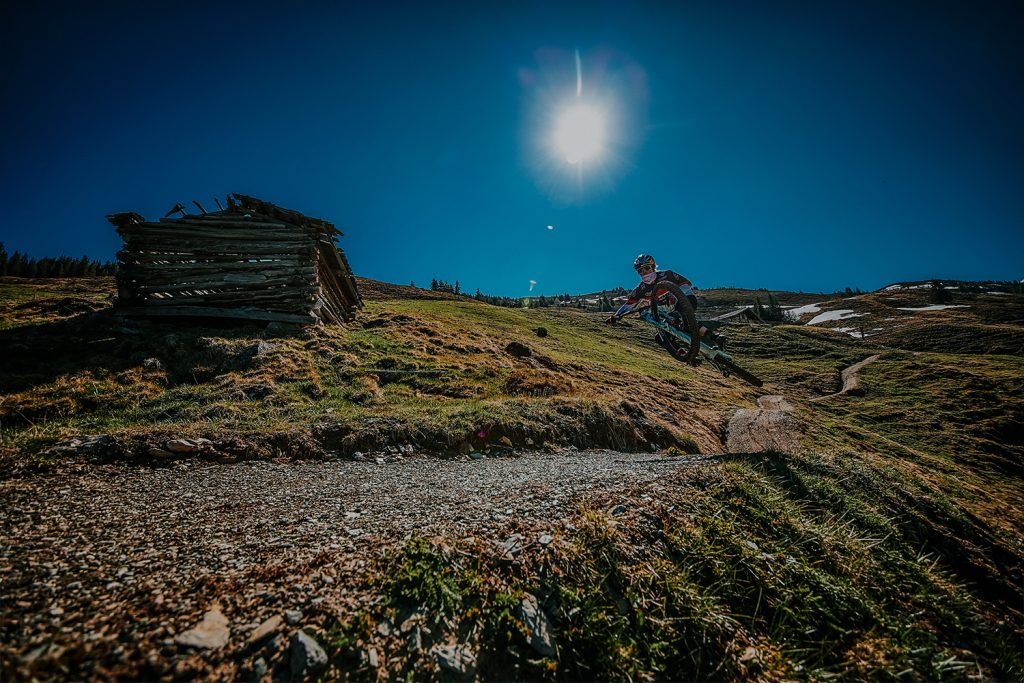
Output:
[633, 254, 656, 272]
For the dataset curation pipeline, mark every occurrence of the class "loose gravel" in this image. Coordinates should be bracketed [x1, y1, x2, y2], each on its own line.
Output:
[0, 450, 720, 679]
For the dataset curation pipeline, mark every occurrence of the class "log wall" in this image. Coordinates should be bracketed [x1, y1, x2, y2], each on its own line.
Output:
[107, 194, 362, 325]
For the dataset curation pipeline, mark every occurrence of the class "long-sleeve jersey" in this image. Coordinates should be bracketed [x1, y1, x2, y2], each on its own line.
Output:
[612, 269, 697, 318]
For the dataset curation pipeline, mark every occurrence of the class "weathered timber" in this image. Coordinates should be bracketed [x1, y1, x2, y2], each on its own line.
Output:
[114, 306, 317, 324]
[108, 194, 361, 324]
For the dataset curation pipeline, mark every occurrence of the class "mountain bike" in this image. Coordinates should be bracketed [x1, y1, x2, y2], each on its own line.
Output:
[629, 281, 764, 387]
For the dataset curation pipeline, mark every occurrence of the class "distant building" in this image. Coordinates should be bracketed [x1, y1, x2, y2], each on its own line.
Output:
[712, 306, 764, 323]
[107, 194, 361, 325]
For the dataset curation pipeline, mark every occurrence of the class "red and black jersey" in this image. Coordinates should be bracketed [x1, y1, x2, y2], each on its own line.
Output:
[624, 269, 696, 306]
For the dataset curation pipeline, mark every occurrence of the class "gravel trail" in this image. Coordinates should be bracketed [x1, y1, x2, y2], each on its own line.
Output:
[0, 451, 716, 679]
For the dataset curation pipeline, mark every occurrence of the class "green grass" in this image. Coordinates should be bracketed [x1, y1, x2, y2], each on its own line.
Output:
[317, 450, 1022, 681]
[3, 277, 1023, 679]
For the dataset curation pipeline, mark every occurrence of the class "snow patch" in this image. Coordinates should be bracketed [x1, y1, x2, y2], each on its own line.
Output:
[785, 302, 823, 319]
[896, 304, 970, 312]
[807, 309, 865, 325]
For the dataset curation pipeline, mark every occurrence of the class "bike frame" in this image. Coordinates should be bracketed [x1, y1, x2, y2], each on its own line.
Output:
[637, 309, 733, 364]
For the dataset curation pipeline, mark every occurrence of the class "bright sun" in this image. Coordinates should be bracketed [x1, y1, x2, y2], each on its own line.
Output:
[552, 103, 606, 164]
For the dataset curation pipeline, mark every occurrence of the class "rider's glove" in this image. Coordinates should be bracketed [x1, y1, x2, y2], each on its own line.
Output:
[604, 314, 618, 325]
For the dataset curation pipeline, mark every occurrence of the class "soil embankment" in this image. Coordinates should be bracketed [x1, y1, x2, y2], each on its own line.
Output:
[726, 395, 798, 453]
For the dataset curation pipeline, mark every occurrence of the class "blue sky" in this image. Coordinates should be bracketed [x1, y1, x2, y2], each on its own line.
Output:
[1, 1, 1021, 296]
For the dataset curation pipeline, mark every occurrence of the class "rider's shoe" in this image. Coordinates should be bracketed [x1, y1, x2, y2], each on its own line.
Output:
[705, 331, 728, 350]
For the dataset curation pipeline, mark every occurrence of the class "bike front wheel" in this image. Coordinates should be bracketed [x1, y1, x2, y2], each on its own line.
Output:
[649, 281, 700, 364]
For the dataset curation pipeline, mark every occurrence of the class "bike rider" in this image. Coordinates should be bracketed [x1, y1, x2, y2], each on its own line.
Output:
[605, 254, 724, 347]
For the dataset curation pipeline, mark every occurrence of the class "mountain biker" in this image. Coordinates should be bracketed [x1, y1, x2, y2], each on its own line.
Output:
[604, 254, 724, 349]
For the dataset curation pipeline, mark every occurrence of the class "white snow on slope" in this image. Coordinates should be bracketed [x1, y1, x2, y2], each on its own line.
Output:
[785, 302, 823, 319]
[807, 309, 865, 325]
[896, 304, 970, 312]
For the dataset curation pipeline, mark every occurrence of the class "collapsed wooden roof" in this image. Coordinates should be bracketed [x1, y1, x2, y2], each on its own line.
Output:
[107, 194, 362, 325]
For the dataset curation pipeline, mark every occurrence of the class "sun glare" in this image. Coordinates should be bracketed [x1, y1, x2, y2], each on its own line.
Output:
[552, 103, 605, 164]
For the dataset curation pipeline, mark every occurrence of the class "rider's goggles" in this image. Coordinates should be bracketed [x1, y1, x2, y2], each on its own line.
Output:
[636, 264, 655, 275]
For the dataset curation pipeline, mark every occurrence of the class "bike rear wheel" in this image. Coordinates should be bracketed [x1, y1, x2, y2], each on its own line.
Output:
[649, 281, 700, 364]
[715, 356, 764, 387]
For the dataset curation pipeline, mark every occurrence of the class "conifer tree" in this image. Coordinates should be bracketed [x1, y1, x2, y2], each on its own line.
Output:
[753, 297, 766, 320]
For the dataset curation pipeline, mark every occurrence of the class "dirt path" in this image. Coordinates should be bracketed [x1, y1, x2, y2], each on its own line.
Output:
[811, 354, 881, 402]
[0, 451, 719, 679]
[726, 395, 798, 453]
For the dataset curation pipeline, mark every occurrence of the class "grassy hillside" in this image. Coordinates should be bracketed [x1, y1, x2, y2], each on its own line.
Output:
[1, 276, 1022, 680]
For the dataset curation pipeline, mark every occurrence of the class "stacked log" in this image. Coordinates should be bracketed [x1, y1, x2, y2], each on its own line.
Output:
[107, 194, 362, 325]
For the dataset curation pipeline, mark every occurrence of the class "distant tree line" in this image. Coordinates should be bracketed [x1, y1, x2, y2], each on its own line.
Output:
[428, 277, 520, 307]
[428, 277, 610, 309]
[0, 243, 116, 278]
[430, 278, 461, 295]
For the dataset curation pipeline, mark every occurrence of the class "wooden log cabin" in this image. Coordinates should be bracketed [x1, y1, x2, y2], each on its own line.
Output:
[107, 194, 362, 325]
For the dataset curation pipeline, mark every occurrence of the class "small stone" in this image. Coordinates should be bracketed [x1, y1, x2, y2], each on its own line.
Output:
[432, 644, 477, 677]
[65, 582, 82, 591]
[408, 625, 424, 652]
[250, 657, 268, 681]
[499, 534, 524, 558]
[48, 606, 64, 617]
[148, 447, 175, 458]
[609, 504, 627, 516]
[165, 439, 200, 453]
[352, 451, 366, 461]
[376, 622, 391, 637]
[538, 534, 553, 546]
[744, 540, 759, 551]
[284, 609, 303, 625]
[290, 630, 327, 678]
[175, 606, 230, 650]
[516, 593, 556, 657]
[534, 327, 548, 337]
[255, 340, 276, 357]
[375, 457, 386, 464]
[499, 436, 514, 448]
[367, 648, 379, 668]
[247, 615, 282, 645]
[469, 451, 485, 460]
[739, 646, 759, 666]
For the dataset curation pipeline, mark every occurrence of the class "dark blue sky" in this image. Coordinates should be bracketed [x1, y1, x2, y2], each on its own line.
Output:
[1, 1, 1021, 295]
